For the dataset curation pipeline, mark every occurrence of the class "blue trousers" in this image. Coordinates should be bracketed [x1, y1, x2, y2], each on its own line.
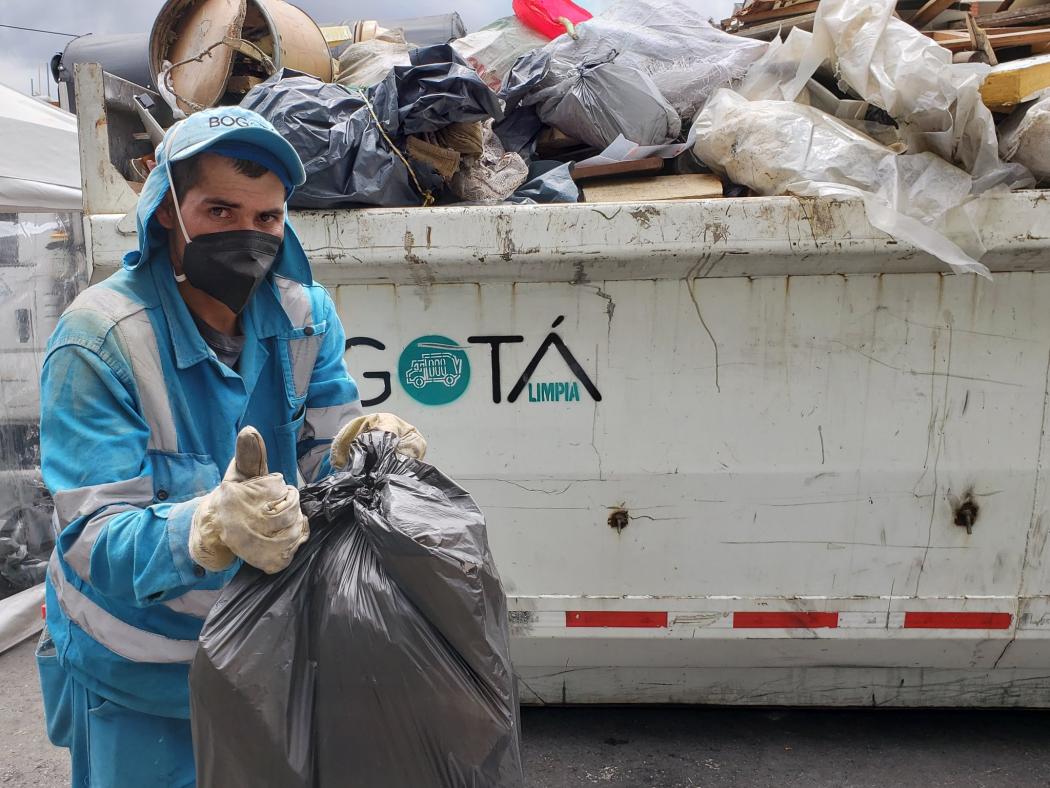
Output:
[36, 634, 195, 788]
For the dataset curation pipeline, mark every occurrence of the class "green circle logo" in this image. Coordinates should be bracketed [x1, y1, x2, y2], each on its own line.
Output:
[398, 335, 471, 405]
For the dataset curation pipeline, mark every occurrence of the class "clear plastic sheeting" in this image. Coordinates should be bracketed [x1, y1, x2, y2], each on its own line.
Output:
[0, 212, 87, 600]
[451, 16, 548, 92]
[692, 90, 991, 277]
[800, 0, 1032, 192]
[191, 430, 522, 788]
[999, 95, 1050, 184]
[335, 30, 412, 88]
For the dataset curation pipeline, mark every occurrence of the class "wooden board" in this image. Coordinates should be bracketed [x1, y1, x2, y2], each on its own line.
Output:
[734, 12, 817, 39]
[910, 0, 958, 28]
[582, 174, 723, 203]
[572, 158, 664, 182]
[931, 26, 1050, 50]
[970, 2, 1050, 27]
[735, 1, 819, 22]
[980, 52, 1050, 108]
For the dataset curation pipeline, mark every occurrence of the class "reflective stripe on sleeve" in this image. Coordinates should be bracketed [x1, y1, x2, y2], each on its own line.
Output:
[162, 589, 223, 619]
[48, 555, 199, 665]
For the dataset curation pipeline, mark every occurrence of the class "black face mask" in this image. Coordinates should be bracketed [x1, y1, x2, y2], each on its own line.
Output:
[180, 230, 282, 315]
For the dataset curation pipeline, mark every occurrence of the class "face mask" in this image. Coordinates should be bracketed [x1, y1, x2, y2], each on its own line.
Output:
[177, 230, 281, 314]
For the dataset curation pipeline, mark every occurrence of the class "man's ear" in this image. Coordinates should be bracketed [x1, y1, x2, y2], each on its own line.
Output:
[156, 194, 175, 230]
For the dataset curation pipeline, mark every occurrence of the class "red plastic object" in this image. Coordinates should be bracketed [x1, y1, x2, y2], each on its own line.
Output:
[513, 0, 593, 39]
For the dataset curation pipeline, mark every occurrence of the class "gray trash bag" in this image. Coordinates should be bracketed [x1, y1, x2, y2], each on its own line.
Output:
[241, 46, 503, 208]
[191, 430, 523, 788]
[506, 160, 579, 204]
[505, 50, 680, 150]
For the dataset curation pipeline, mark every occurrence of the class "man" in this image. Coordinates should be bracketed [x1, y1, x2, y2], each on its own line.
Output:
[36, 107, 424, 786]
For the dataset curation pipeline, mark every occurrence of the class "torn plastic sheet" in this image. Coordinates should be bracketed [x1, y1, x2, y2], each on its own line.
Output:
[789, 0, 1031, 192]
[451, 16, 548, 92]
[191, 430, 522, 788]
[0, 212, 85, 599]
[692, 89, 991, 277]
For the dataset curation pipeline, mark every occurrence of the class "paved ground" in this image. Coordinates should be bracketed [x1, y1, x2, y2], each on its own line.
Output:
[3, 636, 1050, 787]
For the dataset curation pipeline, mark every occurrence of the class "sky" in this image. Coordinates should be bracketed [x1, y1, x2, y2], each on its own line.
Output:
[0, 0, 735, 100]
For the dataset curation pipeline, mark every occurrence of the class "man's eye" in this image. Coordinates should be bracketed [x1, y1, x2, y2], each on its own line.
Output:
[209, 207, 231, 219]
[260, 214, 279, 224]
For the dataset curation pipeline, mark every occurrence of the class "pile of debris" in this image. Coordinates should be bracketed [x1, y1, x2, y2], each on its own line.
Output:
[60, 0, 1050, 275]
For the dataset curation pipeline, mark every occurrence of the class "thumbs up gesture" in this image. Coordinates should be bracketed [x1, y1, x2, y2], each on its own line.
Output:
[189, 427, 309, 575]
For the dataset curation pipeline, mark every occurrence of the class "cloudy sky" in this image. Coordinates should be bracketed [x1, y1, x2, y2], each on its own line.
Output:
[0, 0, 735, 99]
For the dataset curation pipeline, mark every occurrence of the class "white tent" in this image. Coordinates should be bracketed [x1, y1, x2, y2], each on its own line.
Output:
[0, 82, 81, 212]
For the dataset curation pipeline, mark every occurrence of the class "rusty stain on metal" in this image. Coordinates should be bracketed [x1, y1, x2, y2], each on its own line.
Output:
[953, 489, 980, 535]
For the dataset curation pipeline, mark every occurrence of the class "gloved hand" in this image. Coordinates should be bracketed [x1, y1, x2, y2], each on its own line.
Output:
[330, 413, 427, 469]
[189, 427, 309, 575]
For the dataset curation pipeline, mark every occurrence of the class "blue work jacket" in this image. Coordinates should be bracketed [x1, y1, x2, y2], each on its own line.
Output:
[39, 172, 361, 719]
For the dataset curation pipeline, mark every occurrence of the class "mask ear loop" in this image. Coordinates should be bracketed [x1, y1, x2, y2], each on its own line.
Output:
[163, 121, 193, 283]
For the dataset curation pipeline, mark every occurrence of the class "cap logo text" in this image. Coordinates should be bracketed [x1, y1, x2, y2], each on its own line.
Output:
[209, 116, 255, 128]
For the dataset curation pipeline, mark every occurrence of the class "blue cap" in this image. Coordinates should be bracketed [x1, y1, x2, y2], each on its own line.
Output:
[157, 106, 306, 192]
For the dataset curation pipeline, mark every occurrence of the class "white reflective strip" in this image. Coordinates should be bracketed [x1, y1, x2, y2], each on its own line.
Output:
[49, 556, 198, 665]
[162, 589, 222, 619]
[118, 313, 178, 452]
[63, 504, 140, 584]
[274, 276, 313, 326]
[52, 477, 155, 529]
[66, 287, 179, 453]
[288, 336, 322, 397]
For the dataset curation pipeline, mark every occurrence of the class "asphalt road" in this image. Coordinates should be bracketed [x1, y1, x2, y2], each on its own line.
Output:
[3, 637, 1050, 787]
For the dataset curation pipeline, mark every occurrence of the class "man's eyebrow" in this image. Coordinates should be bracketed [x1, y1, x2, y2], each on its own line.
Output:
[202, 197, 240, 209]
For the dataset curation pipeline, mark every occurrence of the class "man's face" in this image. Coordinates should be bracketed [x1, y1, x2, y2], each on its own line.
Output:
[156, 152, 286, 271]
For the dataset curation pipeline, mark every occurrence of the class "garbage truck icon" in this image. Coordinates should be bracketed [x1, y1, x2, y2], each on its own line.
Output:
[398, 336, 472, 406]
[405, 351, 463, 389]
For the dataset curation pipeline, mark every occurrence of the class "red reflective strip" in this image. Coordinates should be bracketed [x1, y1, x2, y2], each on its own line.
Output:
[41, 603, 46, 621]
[733, 612, 839, 629]
[904, 612, 1012, 629]
[565, 611, 668, 628]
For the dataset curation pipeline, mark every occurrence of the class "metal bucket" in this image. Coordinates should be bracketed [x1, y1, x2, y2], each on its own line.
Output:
[149, 0, 332, 115]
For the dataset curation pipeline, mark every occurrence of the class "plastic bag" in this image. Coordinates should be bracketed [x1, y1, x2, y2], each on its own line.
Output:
[513, 0, 593, 38]
[506, 160, 580, 203]
[335, 29, 411, 87]
[999, 95, 1050, 183]
[506, 50, 680, 149]
[241, 46, 502, 208]
[541, 0, 766, 121]
[191, 431, 523, 788]
[794, 0, 1031, 192]
[451, 16, 548, 92]
[692, 89, 991, 278]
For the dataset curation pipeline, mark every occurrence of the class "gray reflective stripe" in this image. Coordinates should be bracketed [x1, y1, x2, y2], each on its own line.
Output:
[49, 555, 198, 665]
[274, 276, 314, 327]
[66, 286, 178, 453]
[162, 589, 222, 619]
[298, 444, 330, 484]
[298, 401, 363, 482]
[63, 504, 139, 583]
[52, 476, 155, 529]
[304, 403, 362, 442]
[275, 277, 322, 397]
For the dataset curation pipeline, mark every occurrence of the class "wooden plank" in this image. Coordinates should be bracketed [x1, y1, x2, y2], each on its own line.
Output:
[931, 26, 1050, 49]
[582, 174, 724, 203]
[734, 12, 817, 39]
[572, 158, 664, 182]
[736, 0, 819, 22]
[970, 2, 1050, 27]
[910, 0, 958, 28]
[980, 52, 1050, 109]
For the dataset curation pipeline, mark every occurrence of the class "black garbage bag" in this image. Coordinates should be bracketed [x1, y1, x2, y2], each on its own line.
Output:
[241, 45, 503, 208]
[190, 431, 523, 788]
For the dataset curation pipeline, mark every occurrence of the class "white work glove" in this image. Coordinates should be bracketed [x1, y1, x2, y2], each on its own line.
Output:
[330, 413, 427, 469]
[189, 426, 309, 575]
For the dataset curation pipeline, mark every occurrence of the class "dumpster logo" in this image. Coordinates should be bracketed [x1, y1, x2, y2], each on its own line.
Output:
[349, 317, 601, 408]
[398, 335, 471, 406]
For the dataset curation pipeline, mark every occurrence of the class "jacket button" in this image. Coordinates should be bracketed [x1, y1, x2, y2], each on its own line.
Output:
[156, 489, 169, 501]
[303, 325, 315, 336]
[193, 565, 206, 578]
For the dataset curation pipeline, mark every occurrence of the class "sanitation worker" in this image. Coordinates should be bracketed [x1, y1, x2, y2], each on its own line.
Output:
[36, 107, 424, 787]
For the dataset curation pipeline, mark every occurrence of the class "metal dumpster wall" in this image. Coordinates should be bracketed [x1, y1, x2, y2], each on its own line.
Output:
[330, 270, 1050, 705]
